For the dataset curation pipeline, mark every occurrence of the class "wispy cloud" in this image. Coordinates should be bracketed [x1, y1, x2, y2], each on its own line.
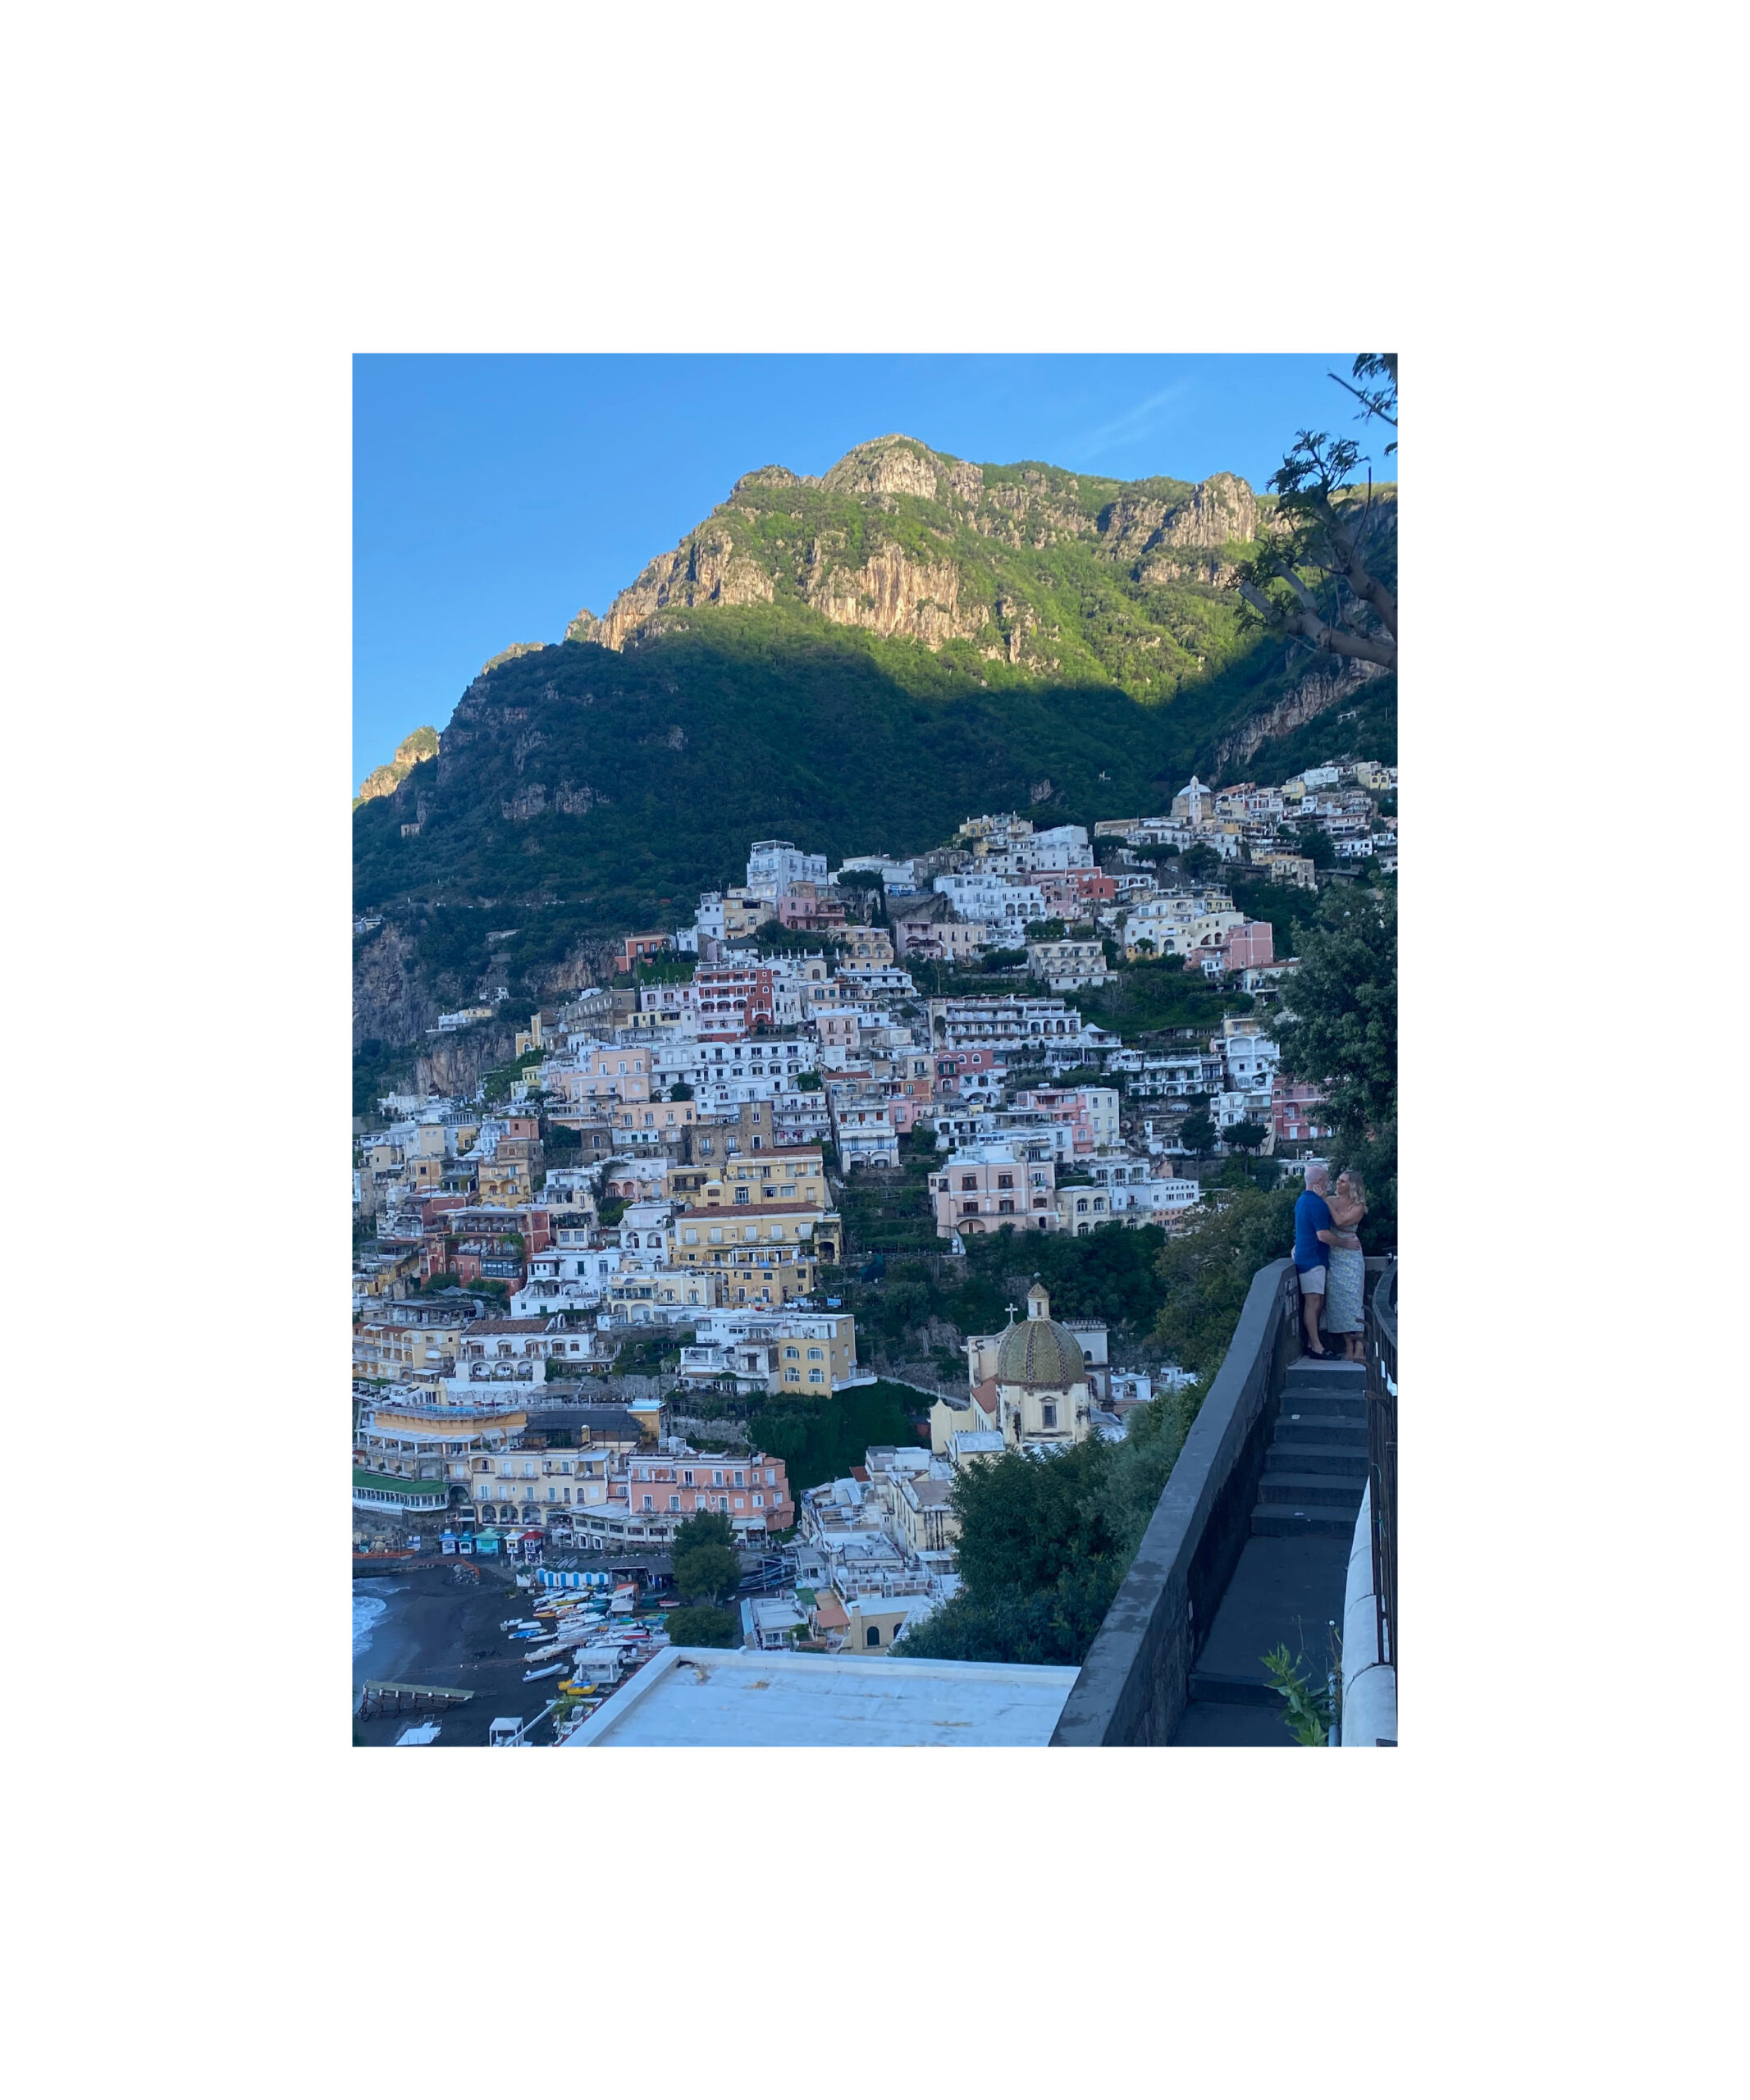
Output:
[1062, 382, 1195, 462]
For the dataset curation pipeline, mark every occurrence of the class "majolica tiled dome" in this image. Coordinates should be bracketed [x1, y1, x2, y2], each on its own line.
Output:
[994, 1292, 1085, 1390]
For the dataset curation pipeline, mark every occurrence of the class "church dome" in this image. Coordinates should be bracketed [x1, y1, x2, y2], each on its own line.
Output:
[994, 1285, 1085, 1390]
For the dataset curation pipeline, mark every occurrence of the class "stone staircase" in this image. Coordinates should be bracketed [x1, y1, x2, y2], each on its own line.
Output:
[1167, 1351, 1369, 1742]
[1250, 1356, 1368, 1540]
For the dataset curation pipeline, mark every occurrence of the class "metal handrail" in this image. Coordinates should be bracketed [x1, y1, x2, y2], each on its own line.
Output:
[1365, 1260, 1398, 1673]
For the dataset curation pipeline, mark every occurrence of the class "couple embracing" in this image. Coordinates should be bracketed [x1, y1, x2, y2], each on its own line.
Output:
[1293, 1162, 1368, 1361]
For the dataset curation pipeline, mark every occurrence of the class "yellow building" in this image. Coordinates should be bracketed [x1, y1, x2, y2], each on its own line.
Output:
[843, 1595, 927, 1653]
[723, 888, 776, 937]
[611, 1097, 697, 1143]
[841, 928, 895, 966]
[606, 1268, 724, 1317]
[698, 1147, 829, 1209]
[774, 1312, 858, 1390]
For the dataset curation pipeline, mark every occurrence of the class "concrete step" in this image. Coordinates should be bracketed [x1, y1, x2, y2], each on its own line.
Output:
[1273, 1416, 1368, 1450]
[1252, 1503, 1357, 1539]
[1258, 1471, 1365, 1508]
[1262, 1441, 1368, 1477]
[1280, 1392, 1366, 1422]
[1186, 1669, 1282, 1709]
[1285, 1356, 1367, 1391]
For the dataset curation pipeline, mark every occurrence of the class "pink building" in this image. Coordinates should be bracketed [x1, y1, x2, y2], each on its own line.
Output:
[618, 1449, 794, 1534]
[934, 1047, 1003, 1097]
[1038, 868, 1117, 913]
[1008, 1085, 1110, 1154]
[1195, 919, 1275, 975]
[932, 1148, 1057, 1237]
[776, 894, 848, 934]
[1273, 1080, 1332, 1144]
[694, 964, 776, 1039]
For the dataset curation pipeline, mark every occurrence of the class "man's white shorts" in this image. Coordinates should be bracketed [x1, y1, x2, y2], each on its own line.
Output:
[1299, 1266, 1327, 1295]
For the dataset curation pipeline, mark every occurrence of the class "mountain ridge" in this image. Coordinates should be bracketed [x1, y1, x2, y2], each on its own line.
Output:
[353, 432, 1396, 1062]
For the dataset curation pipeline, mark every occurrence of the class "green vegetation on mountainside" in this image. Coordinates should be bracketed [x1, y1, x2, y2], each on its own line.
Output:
[353, 617, 1300, 1015]
[353, 436, 1396, 1026]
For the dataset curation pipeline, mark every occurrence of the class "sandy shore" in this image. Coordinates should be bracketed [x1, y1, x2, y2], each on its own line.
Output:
[354, 1564, 562, 1747]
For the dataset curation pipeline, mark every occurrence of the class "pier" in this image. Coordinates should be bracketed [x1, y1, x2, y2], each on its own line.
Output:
[356, 1680, 475, 1720]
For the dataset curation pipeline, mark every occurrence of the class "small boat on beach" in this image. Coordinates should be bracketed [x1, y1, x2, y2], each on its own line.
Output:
[523, 1660, 567, 1682]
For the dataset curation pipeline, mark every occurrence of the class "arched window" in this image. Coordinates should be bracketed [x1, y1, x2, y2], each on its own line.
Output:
[866, 1624, 881, 1646]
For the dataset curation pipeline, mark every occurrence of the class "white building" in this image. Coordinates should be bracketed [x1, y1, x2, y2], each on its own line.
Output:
[746, 839, 829, 897]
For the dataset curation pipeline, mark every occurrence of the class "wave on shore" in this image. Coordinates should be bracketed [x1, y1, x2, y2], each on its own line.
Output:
[353, 1584, 403, 1658]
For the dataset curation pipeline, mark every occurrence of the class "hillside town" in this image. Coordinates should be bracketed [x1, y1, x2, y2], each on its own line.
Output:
[354, 755, 1397, 1743]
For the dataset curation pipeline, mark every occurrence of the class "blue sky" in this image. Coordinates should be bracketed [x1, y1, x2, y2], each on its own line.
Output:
[353, 353, 1389, 788]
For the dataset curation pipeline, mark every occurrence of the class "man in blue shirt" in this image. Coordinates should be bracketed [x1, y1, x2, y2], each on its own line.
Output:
[1293, 1162, 1340, 1358]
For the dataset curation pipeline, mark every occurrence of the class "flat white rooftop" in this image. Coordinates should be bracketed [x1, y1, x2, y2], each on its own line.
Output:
[563, 1646, 1079, 1747]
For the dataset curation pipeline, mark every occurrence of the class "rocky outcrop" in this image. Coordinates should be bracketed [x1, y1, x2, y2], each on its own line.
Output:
[733, 463, 818, 495]
[806, 542, 987, 648]
[1207, 659, 1385, 776]
[820, 434, 947, 501]
[481, 641, 547, 674]
[353, 923, 437, 1051]
[540, 443, 1268, 675]
[354, 726, 439, 807]
[1158, 471, 1256, 548]
[1103, 473, 1258, 578]
[581, 526, 776, 651]
[414, 1020, 518, 1099]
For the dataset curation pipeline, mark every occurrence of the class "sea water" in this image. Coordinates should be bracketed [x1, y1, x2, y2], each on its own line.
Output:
[353, 1582, 403, 1659]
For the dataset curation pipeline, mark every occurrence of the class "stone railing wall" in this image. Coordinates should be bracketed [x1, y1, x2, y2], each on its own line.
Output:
[1050, 1258, 1300, 1746]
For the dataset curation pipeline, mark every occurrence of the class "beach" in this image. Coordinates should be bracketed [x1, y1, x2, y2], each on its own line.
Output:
[353, 1563, 563, 1747]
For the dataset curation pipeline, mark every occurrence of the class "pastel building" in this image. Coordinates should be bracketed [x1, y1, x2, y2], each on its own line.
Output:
[932, 1144, 1057, 1237]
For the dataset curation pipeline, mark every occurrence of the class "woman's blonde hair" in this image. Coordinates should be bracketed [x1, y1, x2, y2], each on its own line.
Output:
[1337, 1166, 1366, 1207]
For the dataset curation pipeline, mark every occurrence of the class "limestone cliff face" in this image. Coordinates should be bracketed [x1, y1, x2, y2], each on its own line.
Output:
[1207, 659, 1385, 775]
[1101, 471, 1258, 582]
[806, 541, 982, 647]
[354, 726, 439, 807]
[414, 1021, 519, 1100]
[573, 524, 776, 651]
[820, 435, 947, 502]
[554, 434, 1262, 673]
[354, 922, 436, 1051]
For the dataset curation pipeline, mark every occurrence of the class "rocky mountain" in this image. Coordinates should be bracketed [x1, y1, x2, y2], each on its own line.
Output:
[564, 434, 1268, 695]
[353, 433, 1395, 1081]
[354, 724, 439, 809]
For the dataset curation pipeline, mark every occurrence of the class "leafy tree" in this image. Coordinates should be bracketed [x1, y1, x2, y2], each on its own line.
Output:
[1181, 842, 1220, 883]
[982, 947, 1026, 970]
[664, 1604, 741, 1648]
[1179, 1110, 1218, 1156]
[893, 1393, 1198, 1667]
[1226, 1118, 1268, 1154]
[745, 1381, 924, 1493]
[1275, 883, 1396, 1248]
[1291, 822, 1336, 870]
[1152, 1185, 1300, 1376]
[1022, 918, 1067, 943]
[1231, 354, 1399, 673]
[797, 1070, 822, 1091]
[670, 1509, 742, 1604]
[667, 1080, 693, 1101]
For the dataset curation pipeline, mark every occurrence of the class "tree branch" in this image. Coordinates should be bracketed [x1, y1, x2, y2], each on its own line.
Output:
[1269, 562, 1318, 612]
[1237, 581, 1396, 671]
[1327, 371, 1398, 427]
